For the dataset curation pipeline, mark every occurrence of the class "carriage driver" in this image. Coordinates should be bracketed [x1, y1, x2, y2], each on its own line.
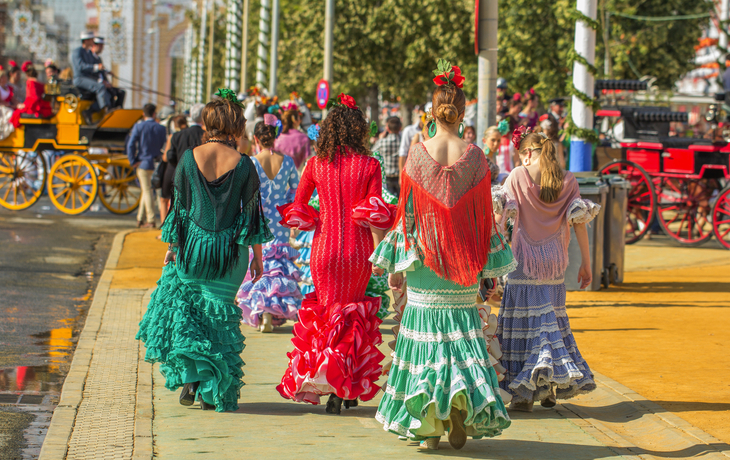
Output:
[92, 37, 125, 109]
[71, 31, 115, 125]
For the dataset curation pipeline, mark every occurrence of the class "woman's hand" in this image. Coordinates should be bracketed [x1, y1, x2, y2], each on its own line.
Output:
[163, 250, 176, 265]
[388, 272, 404, 292]
[290, 228, 300, 239]
[372, 265, 384, 276]
[578, 263, 592, 289]
[480, 278, 498, 301]
[250, 256, 264, 284]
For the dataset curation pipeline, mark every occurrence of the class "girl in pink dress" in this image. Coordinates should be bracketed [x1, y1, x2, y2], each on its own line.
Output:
[277, 93, 395, 414]
[10, 62, 52, 128]
[274, 103, 311, 170]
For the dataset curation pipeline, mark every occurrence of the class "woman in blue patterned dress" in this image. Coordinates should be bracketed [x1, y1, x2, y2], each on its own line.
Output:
[237, 118, 303, 332]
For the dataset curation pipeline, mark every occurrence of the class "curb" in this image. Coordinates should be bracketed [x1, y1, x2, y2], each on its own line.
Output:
[38, 229, 146, 460]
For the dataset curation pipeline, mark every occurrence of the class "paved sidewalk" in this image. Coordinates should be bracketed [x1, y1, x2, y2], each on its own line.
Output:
[38, 231, 730, 459]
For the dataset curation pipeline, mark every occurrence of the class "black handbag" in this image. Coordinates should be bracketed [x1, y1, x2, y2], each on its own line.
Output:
[151, 160, 167, 189]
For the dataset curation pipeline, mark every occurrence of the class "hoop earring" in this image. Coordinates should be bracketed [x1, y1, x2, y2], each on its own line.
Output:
[428, 122, 437, 138]
[458, 123, 465, 138]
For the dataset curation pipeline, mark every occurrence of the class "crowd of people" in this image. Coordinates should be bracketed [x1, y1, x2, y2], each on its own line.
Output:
[0, 30, 126, 140]
[132, 58, 600, 451]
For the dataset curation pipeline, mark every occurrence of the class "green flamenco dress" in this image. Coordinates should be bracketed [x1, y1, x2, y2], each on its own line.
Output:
[136, 151, 273, 412]
[370, 142, 516, 440]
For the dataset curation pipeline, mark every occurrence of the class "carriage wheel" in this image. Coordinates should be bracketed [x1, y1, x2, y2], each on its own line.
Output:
[599, 160, 656, 244]
[0, 151, 47, 211]
[711, 187, 730, 250]
[98, 163, 141, 214]
[657, 177, 719, 247]
[47, 154, 98, 215]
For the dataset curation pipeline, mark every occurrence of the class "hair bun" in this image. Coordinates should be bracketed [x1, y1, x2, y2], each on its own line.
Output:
[435, 103, 459, 124]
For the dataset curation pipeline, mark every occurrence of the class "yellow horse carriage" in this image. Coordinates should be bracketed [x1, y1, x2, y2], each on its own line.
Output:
[0, 88, 144, 215]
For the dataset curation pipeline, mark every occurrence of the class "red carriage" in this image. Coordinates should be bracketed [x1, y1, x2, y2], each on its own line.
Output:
[597, 103, 730, 249]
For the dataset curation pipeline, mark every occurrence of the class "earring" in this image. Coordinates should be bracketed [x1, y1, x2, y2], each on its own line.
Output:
[458, 123, 465, 138]
[428, 122, 437, 138]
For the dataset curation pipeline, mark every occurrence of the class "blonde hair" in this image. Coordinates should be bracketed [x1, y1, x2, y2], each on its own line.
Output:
[519, 133, 563, 203]
[483, 126, 501, 139]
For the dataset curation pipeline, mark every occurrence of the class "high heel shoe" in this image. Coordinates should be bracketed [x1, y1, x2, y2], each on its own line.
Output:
[419, 438, 440, 450]
[198, 393, 215, 411]
[325, 394, 343, 414]
[448, 408, 467, 450]
[179, 382, 198, 406]
[344, 399, 358, 409]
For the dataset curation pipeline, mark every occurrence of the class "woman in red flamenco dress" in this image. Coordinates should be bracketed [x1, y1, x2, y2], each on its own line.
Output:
[10, 61, 52, 128]
[277, 93, 396, 414]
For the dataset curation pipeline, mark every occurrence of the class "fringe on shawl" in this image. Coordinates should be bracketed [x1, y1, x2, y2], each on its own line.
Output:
[395, 171, 495, 287]
[511, 227, 569, 281]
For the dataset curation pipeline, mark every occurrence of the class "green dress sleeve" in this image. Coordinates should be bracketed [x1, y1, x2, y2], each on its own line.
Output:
[479, 228, 517, 279]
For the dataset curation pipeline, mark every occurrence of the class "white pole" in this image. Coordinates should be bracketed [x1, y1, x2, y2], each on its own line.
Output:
[256, 0, 269, 91]
[569, 0, 597, 172]
[268, 0, 279, 96]
[225, 0, 242, 92]
[323, 0, 334, 116]
[240, 0, 250, 92]
[196, 0, 208, 103]
[476, 0, 498, 150]
[720, 0, 729, 50]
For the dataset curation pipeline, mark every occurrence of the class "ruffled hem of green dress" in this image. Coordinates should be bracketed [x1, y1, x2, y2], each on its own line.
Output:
[136, 264, 246, 412]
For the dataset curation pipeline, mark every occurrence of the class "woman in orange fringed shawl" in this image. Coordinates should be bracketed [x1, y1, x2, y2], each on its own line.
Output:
[371, 60, 517, 451]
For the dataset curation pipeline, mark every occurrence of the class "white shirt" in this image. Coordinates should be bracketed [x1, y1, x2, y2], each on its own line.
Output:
[398, 123, 420, 157]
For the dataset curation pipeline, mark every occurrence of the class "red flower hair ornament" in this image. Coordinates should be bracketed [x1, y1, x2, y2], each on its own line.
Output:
[8, 60, 18, 69]
[328, 93, 359, 110]
[21, 61, 33, 73]
[432, 59, 465, 88]
[512, 125, 533, 150]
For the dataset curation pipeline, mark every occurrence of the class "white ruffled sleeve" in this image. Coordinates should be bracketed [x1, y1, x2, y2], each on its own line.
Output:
[568, 198, 601, 226]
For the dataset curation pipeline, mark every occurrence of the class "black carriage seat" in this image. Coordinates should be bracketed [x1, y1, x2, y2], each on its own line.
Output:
[60, 83, 96, 101]
[19, 113, 52, 120]
[659, 137, 713, 149]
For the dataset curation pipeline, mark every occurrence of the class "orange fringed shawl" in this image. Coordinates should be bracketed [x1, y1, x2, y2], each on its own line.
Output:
[395, 143, 496, 287]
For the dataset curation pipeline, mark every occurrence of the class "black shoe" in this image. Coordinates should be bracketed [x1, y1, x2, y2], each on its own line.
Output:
[81, 109, 95, 126]
[198, 393, 215, 411]
[344, 399, 358, 409]
[325, 394, 342, 415]
[179, 382, 198, 406]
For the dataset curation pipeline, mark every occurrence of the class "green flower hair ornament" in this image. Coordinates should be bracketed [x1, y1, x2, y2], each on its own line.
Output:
[214, 88, 245, 108]
[369, 121, 378, 137]
[497, 119, 510, 136]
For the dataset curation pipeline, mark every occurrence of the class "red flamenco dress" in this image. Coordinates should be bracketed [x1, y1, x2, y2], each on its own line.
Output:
[276, 148, 396, 405]
[10, 80, 52, 128]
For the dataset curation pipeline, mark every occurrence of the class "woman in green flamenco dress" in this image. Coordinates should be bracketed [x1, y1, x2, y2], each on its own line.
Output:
[370, 61, 516, 450]
[136, 94, 273, 412]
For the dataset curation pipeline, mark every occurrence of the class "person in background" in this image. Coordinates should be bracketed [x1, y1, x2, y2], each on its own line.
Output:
[463, 125, 477, 144]
[507, 96, 523, 132]
[0, 67, 15, 107]
[275, 102, 311, 170]
[160, 103, 206, 227]
[0, 68, 16, 140]
[536, 113, 565, 169]
[44, 61, 60, 84]
[247, 104, 269, 149]
[91, 37, 125, 108]
[72, 31, 113, 125]
[548, 98, 566, 127]
[482, 121, 510, 184]
[397, 103, 428, 173]
[496, 77, 510, 116]
[7, 60, 24, 102]
[10, 62, 53, 128]
[371, 116, 402, 196]
[127, 103, 167, 228]
[520, 89, 540, 129]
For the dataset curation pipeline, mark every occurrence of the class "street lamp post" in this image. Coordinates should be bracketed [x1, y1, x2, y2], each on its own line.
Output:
[240, 0, 250, 92]
[269, 0, 280, 96]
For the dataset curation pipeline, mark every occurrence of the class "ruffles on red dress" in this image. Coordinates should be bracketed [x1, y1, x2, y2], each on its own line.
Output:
[352, 195, 396, 230]
[277, 202, 319, 231]
[276, 292, 385, 404]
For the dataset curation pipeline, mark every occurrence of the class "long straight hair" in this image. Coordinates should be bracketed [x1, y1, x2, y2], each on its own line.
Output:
[520, 133, 563, 203]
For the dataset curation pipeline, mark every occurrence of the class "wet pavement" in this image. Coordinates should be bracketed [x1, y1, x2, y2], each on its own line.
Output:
[0, 197, 137, 459]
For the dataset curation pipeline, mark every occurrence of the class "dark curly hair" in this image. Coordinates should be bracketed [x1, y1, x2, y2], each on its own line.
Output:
[254, 121, 277, 148]
[315, 106, 370, 162]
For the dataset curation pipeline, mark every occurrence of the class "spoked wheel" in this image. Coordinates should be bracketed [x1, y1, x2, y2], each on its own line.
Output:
[657, 177, 720, 247]
[0, 151, 47, 211]
[47, 154, 99, 215]
[711, 187, 730, 250]
[599, 160, 656, 244]
[97, 162, 141, 214]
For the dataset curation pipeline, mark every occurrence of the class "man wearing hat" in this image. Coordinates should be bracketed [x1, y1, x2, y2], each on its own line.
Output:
[72, 31, 113, 124]
[92, 36, 125, 108]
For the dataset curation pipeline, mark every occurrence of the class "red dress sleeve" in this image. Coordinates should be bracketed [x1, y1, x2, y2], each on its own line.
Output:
[352, 159, 396, 231]
[277, 158, 319, 231]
